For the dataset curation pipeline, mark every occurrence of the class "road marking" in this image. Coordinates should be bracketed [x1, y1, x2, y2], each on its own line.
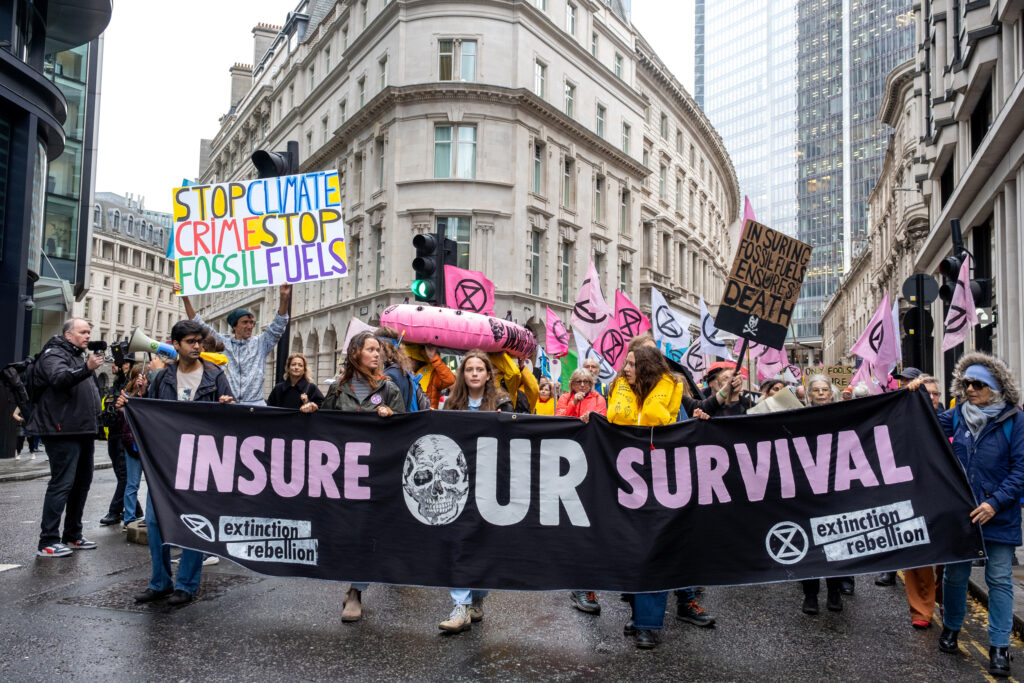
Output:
[0, 564, 21, 572]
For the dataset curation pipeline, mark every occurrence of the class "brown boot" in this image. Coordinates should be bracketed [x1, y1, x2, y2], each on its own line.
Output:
[341, 588, 362, 622]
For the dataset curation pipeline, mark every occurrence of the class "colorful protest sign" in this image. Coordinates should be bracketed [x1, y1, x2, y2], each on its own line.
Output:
[444, 265, 495, 316]
[803, 365, 855, 389]
[172, 171, 346, 295]
[717, 220, 812, 349]
[126, 391, 983, 591]
[545, 307, 570, 357]
[941, 259, 978, 352]
[571, 261, 614, 345]
[850, 292, 901, 370]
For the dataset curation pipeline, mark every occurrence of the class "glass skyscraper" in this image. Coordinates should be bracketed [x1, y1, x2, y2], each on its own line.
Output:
[702, 0, 798, 239]
[700, 0, 912, 342]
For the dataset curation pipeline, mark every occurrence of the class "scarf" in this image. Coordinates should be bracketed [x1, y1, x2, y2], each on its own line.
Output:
[961, 400, 1007, 438]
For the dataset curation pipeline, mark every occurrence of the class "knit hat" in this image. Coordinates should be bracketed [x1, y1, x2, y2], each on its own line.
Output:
[228, 309, 253, 331]
[965, 364, 1002, 392]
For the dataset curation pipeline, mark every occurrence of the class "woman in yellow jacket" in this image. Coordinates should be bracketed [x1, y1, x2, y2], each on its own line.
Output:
[606, 344, 683, 649]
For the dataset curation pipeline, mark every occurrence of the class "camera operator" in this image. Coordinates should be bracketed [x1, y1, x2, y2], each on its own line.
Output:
[27, 318, 103, 558]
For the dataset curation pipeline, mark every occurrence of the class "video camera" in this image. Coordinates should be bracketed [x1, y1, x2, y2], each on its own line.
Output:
[87, 340, 107, 354]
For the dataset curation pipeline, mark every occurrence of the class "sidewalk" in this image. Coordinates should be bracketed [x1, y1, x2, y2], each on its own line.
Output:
[0, 439, 112, 483]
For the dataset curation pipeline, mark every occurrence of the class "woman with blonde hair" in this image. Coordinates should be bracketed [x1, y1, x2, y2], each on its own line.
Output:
[267, 353, 323, 412]
[534, 377, 558, 415]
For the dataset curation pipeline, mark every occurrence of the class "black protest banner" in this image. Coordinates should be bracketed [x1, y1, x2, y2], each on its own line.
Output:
[718, 220, 813, 349]
[126, 391, 983, 592]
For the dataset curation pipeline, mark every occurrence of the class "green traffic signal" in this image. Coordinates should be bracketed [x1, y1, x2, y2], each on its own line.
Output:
[411, 279, 435, 300]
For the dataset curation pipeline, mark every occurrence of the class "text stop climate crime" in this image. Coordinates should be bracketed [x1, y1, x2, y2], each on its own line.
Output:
[172, 171, 348, 295]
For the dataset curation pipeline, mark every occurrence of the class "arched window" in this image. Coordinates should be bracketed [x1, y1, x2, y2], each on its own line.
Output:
[93, 204, 101, 226]
[113, 210, 120, 231]
[127, 216, 134, 235]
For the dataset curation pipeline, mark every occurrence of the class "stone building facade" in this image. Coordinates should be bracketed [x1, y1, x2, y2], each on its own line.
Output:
[73, 192, 182, 354]
[190, 0, 740, 392]
[913, 0, 1024, 385]
[821, 60, 928, 366]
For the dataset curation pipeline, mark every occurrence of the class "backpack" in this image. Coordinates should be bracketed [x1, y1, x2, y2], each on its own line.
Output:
[1, 352, 45, 413]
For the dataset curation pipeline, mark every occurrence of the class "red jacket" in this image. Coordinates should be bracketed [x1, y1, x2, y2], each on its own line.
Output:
[555, 390, 607, 418]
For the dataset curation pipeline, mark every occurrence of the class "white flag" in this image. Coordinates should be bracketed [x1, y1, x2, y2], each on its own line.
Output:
[699, 297, 731, 360]
[573, 329, 616, 385]
[650, 288, 693, 354]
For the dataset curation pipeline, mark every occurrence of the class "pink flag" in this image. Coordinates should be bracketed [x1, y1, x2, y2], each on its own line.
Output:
[850, 292, 900, 369]
[545, 307, 570, 357]
[757, 346, 789, 381]
[571, 261, 614, 345]
[743, 195, 757, 223]
[444, 265, 495, 316]
[850, 362, 882, 395]
[941, 259, 978, 352]
[613, 290, 652, 339]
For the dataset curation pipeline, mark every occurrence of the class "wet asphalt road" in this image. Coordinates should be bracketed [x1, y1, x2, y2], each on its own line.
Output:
[0, 467, 1020, 682]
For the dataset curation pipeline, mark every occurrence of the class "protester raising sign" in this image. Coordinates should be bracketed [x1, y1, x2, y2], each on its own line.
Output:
[126, 391, 983, 591]
[172, 172, 347, 295]
[717, 220, 812, 349]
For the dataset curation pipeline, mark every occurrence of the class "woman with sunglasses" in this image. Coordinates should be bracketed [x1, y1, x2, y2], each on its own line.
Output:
[910, 352, 1024, 678]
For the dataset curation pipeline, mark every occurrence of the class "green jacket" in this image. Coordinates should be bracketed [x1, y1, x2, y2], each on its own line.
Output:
[322, 376, 406, 414]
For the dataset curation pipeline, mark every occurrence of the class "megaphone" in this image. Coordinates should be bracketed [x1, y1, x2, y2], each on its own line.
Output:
[127, 327, 178, 360]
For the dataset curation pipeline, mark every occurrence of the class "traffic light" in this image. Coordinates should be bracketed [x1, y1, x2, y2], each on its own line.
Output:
[938, 253, 963, 303]
[971, 277, 992, 308]
[252, 140, 299, 178]
[902, 308, 933, 338]
[411, 233, 441, 303]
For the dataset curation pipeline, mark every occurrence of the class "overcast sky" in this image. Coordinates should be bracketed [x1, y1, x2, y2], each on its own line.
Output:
[94, 1, 695, 214]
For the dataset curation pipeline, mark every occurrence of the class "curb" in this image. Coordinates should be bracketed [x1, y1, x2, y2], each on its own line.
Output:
[0, 461, 112, 484]
[967, 570, 1024, 639]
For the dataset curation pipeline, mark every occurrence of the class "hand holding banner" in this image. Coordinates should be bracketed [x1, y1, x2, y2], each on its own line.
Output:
[444, 265, 495, 316]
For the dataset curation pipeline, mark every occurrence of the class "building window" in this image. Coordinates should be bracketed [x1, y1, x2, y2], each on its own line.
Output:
[564, 81, 576, 118]
[379, 56, 387, 90]
[614, 53, 623, 78]
[620, 188, 630, 234]
[434, 125, 477, 179]
[620, 262, 630, 292]
[591, 32, 598, 56]
[350, 237, 360, 296]
[374, 226, 382, 291]
[357, 78, 365, 107]
[92, 204, 100, 225]
[342, 26, 349, 50]
[621, 123, 630, 154]
[532, 142, 544, 194]
[644, 223, 653, 267]
[596, 105, 606, 138]
[361, 0, 368, 29]
[126, 216, 134, 235]
[376, 138, 385, 188]
[660, 114, 668, 139]
[659, 164, 667, 200]
[322, 116, 329, 144]
[530, 230, 541, 295]
[594, 252, 605, 287]
[675, 131, 683, 154]
[594, 175, 604, 222]
[325, 46, 331, 72]
[103, 275, 110, 288]
[101, 300, 108, 321]
[288, 84, 294, 109]
[561, 241, 572, 302]
[566, 3, 576, 34]
[309, 64, 315, 91]
[306, 131, 313, 155]
[561, 158, 575, 209]
[534, 60, 546, 97]
[117, 303, 123, 323]
[437, 216, 471, 268]
[354, 153, 363, 200]
[339, 99, 347, 123]
[438, 39, 476, 81]
[675, 176, 683, 211]
[689, 143, 695, 168]
[662, 233, 671, 273]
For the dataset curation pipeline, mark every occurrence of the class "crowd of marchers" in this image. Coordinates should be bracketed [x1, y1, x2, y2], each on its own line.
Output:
[13, 283, 1024, 676]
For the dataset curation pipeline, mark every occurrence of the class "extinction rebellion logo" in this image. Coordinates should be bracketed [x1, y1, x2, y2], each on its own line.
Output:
[180, 514, 319, 566]
[765, 500, 930, 565]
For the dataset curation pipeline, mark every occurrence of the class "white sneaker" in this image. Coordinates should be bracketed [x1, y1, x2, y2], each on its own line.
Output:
[439, 604, 472, 633]
[37, 543, 72, 558]
[202, 555, 220, 566]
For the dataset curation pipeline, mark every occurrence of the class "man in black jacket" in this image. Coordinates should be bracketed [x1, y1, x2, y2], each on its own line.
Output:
[29, 318, 103, 558]
[125, 319, 234, 606]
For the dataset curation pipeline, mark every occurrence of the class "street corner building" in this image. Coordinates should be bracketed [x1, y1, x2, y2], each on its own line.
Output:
[189, 0, 741, 399]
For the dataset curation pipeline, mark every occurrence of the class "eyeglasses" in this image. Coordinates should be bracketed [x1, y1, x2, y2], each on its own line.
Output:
[965, 379, 989, 391]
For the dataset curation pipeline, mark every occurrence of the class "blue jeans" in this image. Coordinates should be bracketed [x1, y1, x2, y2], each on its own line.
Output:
[146, 494, 203, 594]
[123, 454, 143, 523]
[351, 583, 369, 592]
[450, 589, 488, 605]
[944, 541, 1015, 647]
[633, 592, 669, 630]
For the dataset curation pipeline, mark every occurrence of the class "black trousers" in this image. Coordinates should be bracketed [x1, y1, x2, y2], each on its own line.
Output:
[801, 577, 849, 596]
[105, 435, 140, 517]
[39, 435, 94, 549]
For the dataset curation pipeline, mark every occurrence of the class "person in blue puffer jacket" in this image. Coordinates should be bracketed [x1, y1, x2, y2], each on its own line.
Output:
[912, 351, 1024, 678]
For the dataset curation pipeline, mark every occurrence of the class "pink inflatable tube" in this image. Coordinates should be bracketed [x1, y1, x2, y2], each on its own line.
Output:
[379, 304, 536, 358]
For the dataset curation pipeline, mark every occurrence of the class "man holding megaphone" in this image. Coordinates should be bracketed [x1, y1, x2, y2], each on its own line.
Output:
[177, 283, 291, 405]
[29, 318, 104, 558]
